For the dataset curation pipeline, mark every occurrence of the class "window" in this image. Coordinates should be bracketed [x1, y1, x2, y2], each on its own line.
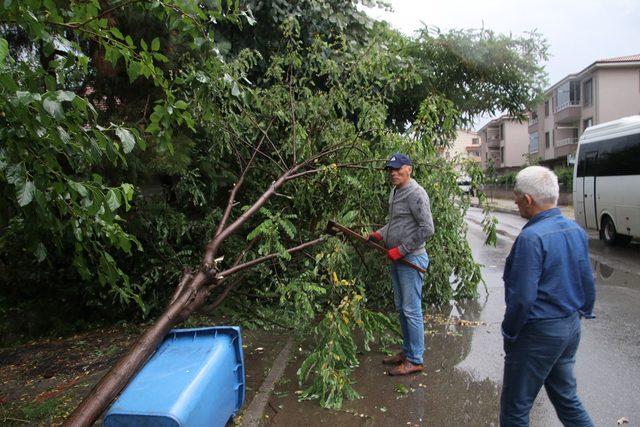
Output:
[545, 132, 550, 149]
[500, 147, 505, 163]
[472, 137, 479, 145]
[500, 123, 505, 139]
[555, 80, 581, 111]
[570, 81, 581, 104]
[544, 100, 549, 116]
[529, 132, 539, 153]
[577, 133, 640, 177]
[584, 79, 593, 107]
[584, 117, 593, 131]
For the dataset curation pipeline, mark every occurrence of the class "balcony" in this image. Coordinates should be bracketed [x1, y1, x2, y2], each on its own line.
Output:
[528, 117, 539, 126]
[554, 100, 581, 124]
[553, 136, 579, 159]
[556, 137, 578, 148]
[486, 134, 500, 148]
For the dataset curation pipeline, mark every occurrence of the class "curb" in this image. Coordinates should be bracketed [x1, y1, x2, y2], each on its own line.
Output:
[240, 337, 294, 427]
[470, 202, 520, 216]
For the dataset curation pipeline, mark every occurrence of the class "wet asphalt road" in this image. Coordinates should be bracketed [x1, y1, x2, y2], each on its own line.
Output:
[465, 207, 640, 426]
[261, 207, 640, 426]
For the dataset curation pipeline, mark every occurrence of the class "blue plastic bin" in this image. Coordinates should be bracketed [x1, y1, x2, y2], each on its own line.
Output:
[104, 326, 245, 427]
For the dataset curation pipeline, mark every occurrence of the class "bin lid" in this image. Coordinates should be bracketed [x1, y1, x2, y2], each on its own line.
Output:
[104, 326, 245, 427]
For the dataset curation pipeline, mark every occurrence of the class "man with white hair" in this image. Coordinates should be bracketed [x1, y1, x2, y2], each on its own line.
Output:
[500, 166, 595, 427]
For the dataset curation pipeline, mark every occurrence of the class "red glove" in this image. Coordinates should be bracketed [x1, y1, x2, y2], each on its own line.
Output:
[387, 246, 403, 261]
[368, 231, 382, 242]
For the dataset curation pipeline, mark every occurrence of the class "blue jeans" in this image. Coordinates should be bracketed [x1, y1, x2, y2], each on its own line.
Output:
[500, 312, 594, 427]
[389, 253, 429, 365]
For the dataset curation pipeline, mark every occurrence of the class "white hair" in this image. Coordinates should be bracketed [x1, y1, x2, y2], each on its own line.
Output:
[514, 166, 559, 206]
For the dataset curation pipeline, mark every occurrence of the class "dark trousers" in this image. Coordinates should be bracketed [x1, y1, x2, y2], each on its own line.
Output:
[500, 312, 594, 427]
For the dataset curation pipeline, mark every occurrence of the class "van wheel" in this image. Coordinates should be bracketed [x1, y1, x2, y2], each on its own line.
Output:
[600, 215, 631, 246]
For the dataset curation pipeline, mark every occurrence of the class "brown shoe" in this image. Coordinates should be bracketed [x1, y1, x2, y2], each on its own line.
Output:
[382, 351, 407, 365]
[388, 360, 423, 376]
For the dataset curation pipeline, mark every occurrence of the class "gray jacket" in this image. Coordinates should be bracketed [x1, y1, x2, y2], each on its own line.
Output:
[377, 178, 434, 256]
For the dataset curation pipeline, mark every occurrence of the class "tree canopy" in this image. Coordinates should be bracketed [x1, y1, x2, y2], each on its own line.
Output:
[0, 0, 548, 412]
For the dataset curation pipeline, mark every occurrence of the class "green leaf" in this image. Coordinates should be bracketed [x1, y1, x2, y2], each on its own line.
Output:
[174, 100, 188, 109]
[5, 164, 23, 184]
[140, 39, 148, 51]
[0, 37, 9, 63]
[43, 98, 64, 120]
[106, 189, 121, 211]
[17, 181, 35, 206]
[151, 37, 160, 51]
[231, 82, 241, 97]
[34, 243, 47, 262]
[115, 127, 136, 153]
[56, 90, 76, 102]
[127, 61, 141, 83]
[14, 91, 40, 106]
[45, 75, 56, 91]
[68, 180, 88, 197]
[110, 27, 124, 40]
[121, 183, 134, 210]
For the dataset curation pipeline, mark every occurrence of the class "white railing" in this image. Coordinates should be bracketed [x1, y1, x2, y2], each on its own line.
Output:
[554, 100, 581, 113]
[556, 137, 578, 147]
[528, 117, 539, 125]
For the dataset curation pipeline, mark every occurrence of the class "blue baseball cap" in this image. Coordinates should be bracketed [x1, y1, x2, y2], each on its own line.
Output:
[384, 153, 412, 169]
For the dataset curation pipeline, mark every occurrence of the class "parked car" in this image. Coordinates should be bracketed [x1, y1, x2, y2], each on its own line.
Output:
[456, 176, 473, 195]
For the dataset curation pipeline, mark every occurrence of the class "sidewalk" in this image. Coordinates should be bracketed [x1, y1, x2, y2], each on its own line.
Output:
[472, 196, 575, 220]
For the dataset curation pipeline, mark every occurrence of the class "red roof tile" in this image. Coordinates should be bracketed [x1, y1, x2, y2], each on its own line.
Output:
[597, 54, 640, 63]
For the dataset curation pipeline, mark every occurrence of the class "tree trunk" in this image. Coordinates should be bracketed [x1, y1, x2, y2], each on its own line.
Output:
[63, 271, 209, 426]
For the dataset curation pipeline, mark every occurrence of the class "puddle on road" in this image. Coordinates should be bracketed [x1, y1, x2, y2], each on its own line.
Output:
[591, 258, 640, 290]
[262, 300, 501, 426]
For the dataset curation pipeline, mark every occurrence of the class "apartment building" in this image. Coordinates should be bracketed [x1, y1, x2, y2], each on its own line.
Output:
[442, 129, 481, 163]
[478, 115, 530, 171]
[528, 54, 640, 166]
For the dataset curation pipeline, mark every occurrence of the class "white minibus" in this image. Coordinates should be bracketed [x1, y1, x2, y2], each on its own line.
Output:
[573, 115, 640, 245]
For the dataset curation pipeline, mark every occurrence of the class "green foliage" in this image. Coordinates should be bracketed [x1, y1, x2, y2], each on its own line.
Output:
[1, 0, 545, 409]
[554, 166, 573, 191]
[389, 25, 549, 127]
[0, 0, 236, 329]
[496, 171, 518, 187]
[296, 241, 399, 409]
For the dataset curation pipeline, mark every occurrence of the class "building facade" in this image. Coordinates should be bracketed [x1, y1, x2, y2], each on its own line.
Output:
[443, 129, 481, 163]
[478, 115, 530, 171]
[528, 54, 640, 167]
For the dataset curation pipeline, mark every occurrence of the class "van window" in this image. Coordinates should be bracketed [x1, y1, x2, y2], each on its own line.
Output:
[597, 134, 640, 176]
[584, 151, 598, 177]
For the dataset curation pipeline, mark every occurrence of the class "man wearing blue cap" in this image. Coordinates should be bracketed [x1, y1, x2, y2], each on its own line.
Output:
[368, 153, 434, 375]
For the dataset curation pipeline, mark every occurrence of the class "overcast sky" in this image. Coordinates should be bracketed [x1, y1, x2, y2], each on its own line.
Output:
[363, 0, 640, 129]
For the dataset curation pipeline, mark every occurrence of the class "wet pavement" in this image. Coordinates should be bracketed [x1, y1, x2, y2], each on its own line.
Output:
[246, 207, 640, 426]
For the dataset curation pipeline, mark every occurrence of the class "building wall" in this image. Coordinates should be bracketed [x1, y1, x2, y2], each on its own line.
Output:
[502, 120, 530, 167]
[543, 97, 556, 160]
[445, 129, 479, 159]
[596, 68, 640, 123]
[478, 117, 528, 170]
[580, 72, 597, 131]
[527, 61, 640, 167]
[479, 127, 500, 170]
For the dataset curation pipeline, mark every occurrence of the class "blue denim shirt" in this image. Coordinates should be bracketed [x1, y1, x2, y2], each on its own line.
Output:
[502, 208, 596, 342]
